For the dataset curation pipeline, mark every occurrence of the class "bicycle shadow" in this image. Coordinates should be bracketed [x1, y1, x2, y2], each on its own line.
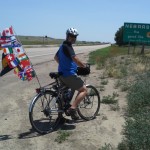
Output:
[17, 121, 76, 139]
[0, 135, 12, 141]
[51, 117, 75, 131]
[0, 119, 87, 140]
[58, 118, 87, 131]
[18, 128, 42, 139]
[18, 118, 87, 139]
[0, 129, 41, 141]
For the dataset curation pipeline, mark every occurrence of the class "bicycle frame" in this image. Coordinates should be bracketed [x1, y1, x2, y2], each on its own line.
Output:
[35, 81, 57, 94]
[31, 71, 90, 113]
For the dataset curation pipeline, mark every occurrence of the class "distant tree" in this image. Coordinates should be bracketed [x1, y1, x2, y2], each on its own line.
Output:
[114, 26, 124, 46]
[114, 26, 145, 54]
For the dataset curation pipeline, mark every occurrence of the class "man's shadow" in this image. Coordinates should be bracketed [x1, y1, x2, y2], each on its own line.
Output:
[18, 118, 83, 139]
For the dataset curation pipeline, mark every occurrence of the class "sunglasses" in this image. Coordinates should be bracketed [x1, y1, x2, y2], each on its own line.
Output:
[70, 35, 77, 38]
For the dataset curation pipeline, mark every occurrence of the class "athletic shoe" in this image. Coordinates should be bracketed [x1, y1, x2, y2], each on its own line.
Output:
[67, 108, 79, 120]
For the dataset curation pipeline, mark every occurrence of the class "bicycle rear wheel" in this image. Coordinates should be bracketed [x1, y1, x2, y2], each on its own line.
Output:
[29, 90, 62, 134]
[77, 85, 100, 121]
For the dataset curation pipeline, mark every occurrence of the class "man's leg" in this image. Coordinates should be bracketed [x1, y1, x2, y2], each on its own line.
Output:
[70, 85, 87, 109]
[60, 75, 87, 120]
[68, 85, 87, 120]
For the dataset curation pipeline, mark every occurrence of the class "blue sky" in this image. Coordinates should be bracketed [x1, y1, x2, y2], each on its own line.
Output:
[1, 0, 150, 43]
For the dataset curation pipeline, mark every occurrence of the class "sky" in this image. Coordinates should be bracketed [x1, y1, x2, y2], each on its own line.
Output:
[1, 0, 150, 43]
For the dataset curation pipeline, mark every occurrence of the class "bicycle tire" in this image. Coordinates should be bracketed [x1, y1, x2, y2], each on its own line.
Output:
[77, 85, 100, 121]
[29, 90, 62, 134]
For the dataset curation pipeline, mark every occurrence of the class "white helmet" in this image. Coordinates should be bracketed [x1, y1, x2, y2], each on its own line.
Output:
[66, 28, 79, 36]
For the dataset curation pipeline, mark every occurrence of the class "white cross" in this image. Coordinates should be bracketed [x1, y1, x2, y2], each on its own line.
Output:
[8, 55, 13, 60]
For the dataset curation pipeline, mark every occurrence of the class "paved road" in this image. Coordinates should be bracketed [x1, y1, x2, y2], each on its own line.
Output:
[0, 44, 110, 65]
[25, 44, 110, 65]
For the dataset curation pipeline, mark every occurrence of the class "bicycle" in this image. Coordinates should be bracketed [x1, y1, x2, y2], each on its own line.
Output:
[29, 64, 100, 134]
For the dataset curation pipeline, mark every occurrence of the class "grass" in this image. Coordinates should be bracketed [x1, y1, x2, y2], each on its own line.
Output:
[120, 80, 131, 92]
[89, 46, 111, 68]
[91, 47, 150, 80]
[54, 130, 72, 143]
[100, 85, 105, 91]
[101, 79, 108, 85]
[101, 92, 119, 104]
[114, 79, 122, 89]
[99, 143, 113, 150]
[17, 35, 104, 45]
[89, 45, 128, 69]
[101, 92, 120, 111]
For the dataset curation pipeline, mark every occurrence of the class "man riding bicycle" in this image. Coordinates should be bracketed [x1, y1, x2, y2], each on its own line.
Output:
[54, 27, 87, 120]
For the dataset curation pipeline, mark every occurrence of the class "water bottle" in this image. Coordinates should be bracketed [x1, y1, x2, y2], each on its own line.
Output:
[64, 88, 72, 102]
[63, 88, 73, 111]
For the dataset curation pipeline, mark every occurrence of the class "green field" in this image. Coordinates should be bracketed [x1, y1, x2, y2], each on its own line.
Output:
[17, 35, 103, 45]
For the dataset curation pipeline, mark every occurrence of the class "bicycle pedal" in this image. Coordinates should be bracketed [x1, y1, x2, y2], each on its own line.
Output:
[65, 111, 71, 116]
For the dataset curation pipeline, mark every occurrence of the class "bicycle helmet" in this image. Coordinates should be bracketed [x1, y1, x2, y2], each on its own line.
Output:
[66, 28, 79, 36]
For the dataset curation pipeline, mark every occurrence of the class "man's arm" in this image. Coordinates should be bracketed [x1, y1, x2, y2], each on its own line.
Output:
[64, 45, 85, 67]
[72, 55, 85, 67]
[54, 55, 59, 63]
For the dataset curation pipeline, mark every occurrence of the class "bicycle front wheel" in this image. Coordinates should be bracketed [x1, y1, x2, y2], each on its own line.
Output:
[29, 90, 62, 134]
[77, 85, 100, 121]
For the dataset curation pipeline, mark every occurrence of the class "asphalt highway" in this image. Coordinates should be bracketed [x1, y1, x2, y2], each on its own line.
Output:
[0, 44, 110, 65]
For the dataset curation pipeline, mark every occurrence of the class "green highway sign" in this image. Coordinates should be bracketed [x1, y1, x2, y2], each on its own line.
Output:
[123, 22, 150, 43]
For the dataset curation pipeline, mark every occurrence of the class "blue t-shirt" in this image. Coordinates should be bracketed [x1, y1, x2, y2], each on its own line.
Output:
[56, 41, 77, 77]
